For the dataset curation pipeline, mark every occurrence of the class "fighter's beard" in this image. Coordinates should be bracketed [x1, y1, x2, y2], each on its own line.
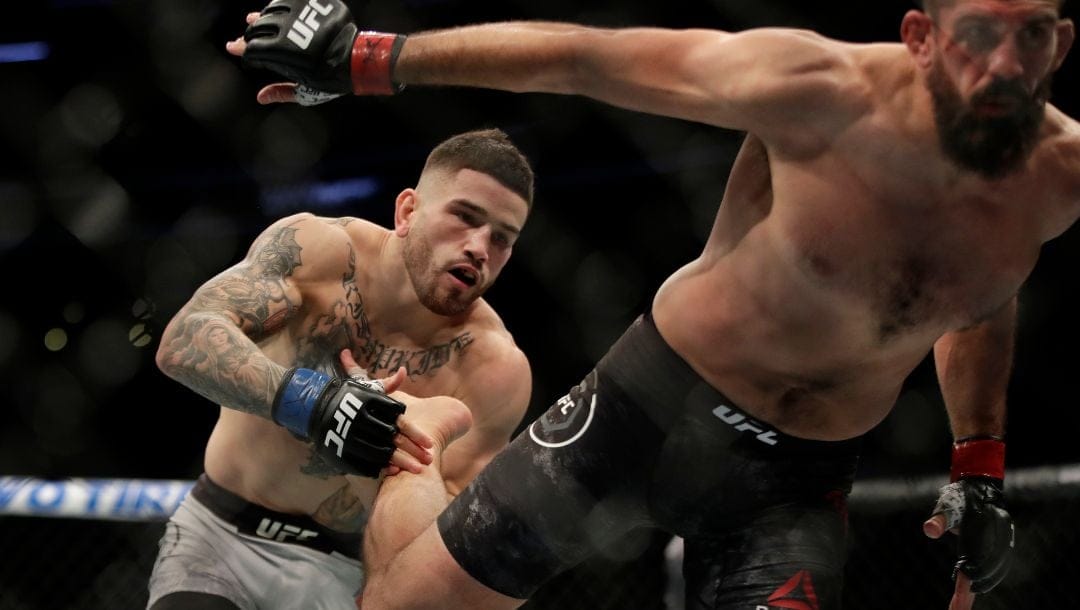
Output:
[927, 63, 1050, 180]
[402, 234, 474, 316]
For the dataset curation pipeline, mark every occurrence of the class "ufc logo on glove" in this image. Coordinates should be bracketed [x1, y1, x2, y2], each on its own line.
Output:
[324, 393, 363, 457]
[272, 367, 404, 477]
[287, 0, 336, 49]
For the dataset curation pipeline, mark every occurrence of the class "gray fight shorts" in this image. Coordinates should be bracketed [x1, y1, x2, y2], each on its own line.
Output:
[147, 474, 364, 610]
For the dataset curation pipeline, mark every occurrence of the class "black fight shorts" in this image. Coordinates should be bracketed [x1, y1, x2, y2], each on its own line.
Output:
[438, 313, 862, 608]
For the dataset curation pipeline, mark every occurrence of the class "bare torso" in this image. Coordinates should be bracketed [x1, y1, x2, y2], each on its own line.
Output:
[201, 218, 517, 531]
[653, 44, 1079, 440]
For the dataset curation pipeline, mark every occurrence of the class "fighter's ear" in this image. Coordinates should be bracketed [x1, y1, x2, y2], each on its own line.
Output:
[1050, 18, 1075, 72]
[901, 10, 935, 69]
[394, 189, 417, 237]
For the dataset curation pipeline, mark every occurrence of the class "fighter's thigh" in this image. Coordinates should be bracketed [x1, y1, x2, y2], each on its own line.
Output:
[365, 523, 525, 610]
[684, 501, 848, 610]
[150, 592, 240, 610]
[439, 371, 656, 599]
[147, 517, 249, 609]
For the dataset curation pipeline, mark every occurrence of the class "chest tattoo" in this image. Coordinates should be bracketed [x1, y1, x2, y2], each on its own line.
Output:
[292, 243, 473, 475]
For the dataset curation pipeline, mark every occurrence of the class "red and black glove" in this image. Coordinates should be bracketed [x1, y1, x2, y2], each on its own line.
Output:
[928, 436, 1015, 593]
[242, 0, 405, 97]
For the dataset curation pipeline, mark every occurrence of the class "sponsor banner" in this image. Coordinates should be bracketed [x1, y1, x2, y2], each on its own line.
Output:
[0, 477, 192, 521]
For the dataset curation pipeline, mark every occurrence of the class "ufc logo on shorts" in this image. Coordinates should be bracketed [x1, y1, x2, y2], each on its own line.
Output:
[287, 0, 335, 49]
[324, 393, 363, 457]
[256, 518, 318, 543]
[712, 405, 779, 446]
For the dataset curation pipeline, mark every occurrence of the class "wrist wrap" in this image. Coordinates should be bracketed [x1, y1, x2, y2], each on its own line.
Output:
[950, 436, 1006, 481]
[272, 368, 334, 437]
[351, 32, 407, 95]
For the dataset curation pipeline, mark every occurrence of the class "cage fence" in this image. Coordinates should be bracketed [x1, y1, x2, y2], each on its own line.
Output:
[0, 466, 1077, 609]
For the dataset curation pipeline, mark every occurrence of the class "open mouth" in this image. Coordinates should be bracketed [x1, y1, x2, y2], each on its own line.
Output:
[976, 100, 1013, 114]
[449, 267, 478, 287]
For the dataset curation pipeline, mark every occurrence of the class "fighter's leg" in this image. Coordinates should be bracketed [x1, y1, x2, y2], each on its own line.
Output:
[145, 511, 252, 610]
[684, 498, 849, 610]
[357, 391, 472, 560]
[150, 592, 240, 610]
[364, 519, 525, 610]
[364, 371, 659, 609]
[361, 399, 518, 609]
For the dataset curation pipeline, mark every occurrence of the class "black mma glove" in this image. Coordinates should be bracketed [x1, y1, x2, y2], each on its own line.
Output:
[929, 436, 1015, 593]
[242, 0, 405, 97]
[272, 367, 405, 477]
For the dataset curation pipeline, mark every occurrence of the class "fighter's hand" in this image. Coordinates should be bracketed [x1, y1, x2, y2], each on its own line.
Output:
[338, 349, 434, 476]
[924, 477, 1014, 608]
[225, 0, 405, 104]
[226, 12, 328, 105]
[224, 12, 260, 57]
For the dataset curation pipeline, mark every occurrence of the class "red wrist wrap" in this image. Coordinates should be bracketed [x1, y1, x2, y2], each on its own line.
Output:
[350, 32, 405, 95]
[950, 437, 1005, 481]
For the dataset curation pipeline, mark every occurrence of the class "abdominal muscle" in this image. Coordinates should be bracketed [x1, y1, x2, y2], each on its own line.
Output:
[651, 233, 932, 442]
[203, 409, 378, 532]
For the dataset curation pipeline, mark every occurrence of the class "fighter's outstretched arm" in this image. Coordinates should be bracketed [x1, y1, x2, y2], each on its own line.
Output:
[926, 297, 1018, 609]
[933, 298, 1015, 442]
[227, 2, 868, 149]
[392, 23, 858, 138]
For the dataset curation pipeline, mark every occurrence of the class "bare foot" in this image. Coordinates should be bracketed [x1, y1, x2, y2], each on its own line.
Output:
[398, 395, 473, 457]
[384, 396, 472, 475]
[337, 350, 472, 473]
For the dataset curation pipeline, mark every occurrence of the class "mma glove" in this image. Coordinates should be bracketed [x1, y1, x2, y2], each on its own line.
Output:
[929, 436, 1015, 593]
[242, 0, 405, 100]
[272, 368, 405, 478]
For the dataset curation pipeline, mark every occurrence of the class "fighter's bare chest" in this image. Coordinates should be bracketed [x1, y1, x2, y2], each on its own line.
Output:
[783, 181, 1042, 333]
[286, 279, 476, 381]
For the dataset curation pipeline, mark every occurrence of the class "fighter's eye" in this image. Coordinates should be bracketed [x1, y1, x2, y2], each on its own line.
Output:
[1017, 24, 1053, 51]
[955, 22, 1001, 54]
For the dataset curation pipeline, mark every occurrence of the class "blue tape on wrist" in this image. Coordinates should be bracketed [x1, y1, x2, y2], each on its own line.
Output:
[274, 368, 332, 438]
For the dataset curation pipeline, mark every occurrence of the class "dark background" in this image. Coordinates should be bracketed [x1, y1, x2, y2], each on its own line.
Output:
[2, 0, 1077, 484]
[0, 2, 1078, 605]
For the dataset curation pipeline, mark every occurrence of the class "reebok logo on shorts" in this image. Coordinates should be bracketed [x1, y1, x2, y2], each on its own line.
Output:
[529, 371, 598, 448]
[756, 569, 820, 610]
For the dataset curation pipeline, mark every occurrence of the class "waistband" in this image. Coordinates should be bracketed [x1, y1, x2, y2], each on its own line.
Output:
[191, 474, 362, 560]
[597, 311, 863, 457]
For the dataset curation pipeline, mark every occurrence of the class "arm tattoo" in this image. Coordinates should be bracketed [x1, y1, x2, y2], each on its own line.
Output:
[158, 225, 304, 417]
[162, 315, 284, 416]
[293, 244, 357, 373]
[325, 216, 356, 228]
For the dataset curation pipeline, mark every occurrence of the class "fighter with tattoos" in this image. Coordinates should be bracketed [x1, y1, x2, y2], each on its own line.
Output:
[146, 128, 535, 610]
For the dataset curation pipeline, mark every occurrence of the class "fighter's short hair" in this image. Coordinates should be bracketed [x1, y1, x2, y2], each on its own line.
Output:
[916, 0, 1066, 15]
[423, 128, 535, 209]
